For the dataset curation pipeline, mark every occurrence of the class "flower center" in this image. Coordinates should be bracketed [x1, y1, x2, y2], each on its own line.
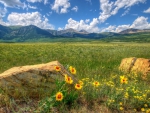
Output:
[72, 68, 74, 72]
[58, 94, 62, 99]
[56, 67, 59, 69]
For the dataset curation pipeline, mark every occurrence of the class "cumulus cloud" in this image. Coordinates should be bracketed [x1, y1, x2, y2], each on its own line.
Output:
[130, 16, 150, 29]
[101, 24, 131, 33]
[27, 0, 42, 3]
[0, 0, 24, 8]
[101, 25, 116, 32]
[101, 16, 150, 33]
[115, 25, 130, 32]
[143, 7, 150, 13]
[58, 27, 64, 31]
[7, 12, 54, 29]
[71, 6, 78, 12]
[99, 0, 146, 23]
[99, 0, 113, 23]
[51, 0, 70, 13]
[65, 18, 100, 33]
[85, 19, 90, 23]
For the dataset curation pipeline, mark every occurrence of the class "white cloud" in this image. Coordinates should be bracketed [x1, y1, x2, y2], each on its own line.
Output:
[99, 0, 146, 23]
[99, 0, 114, 23]
[44, 0, 48, 5]
[58, 27, 64, 31]
[143, 7, 150, 13]
[115, 25, 130, 32]
[27, 4, 37, 9]
[0, 7, 7, 18]
[85, 19, 90, 23]
[101, 25, 116, 32]
[65, 18, 100, 33]
[0, 7, 7, 25]
[71, 6, 78, 12]
[26, 0, 48, 4]
[7, 12, 54, 29]
[101, 24, 131, 33]
[101, 16, 150, 33]
[51, 0, 70, 13]
[121, 8, 130, 17]
[0, 18, 7, 25]
[130, 16, 150, 29]
[27, 0, 42, 3]
[0, 0, 24, 8]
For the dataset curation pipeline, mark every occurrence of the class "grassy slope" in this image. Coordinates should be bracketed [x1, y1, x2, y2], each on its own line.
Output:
[0, 32, 150, 43]
[0, 42, 150, 112]
[101, 32, 150, 43]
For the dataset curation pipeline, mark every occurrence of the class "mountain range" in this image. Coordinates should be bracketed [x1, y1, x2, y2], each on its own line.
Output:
[0, 24, 150, 42]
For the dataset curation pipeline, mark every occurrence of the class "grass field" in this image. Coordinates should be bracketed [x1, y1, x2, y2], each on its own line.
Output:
[0, 42, 150, 113]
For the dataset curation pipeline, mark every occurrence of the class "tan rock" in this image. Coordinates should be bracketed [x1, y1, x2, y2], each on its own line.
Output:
[0, 61, 77, 98]
[119, 57, 150, 77]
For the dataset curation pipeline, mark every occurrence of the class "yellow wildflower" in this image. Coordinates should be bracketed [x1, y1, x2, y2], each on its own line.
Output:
[141, 108, 145, 112]
[119, 102, 123, 106]
[54, 66, 61, 71]
[93, 81, 100, 87]
[69, 66, 76, 74]
[79, 80, 84, 85]
[75, 83, 82, 90]
[124, 92, 129, 99]
[144, 104, 148, 107]
[65, 75, 73, 84]
[56, 92, 63, 101]
[120, 76, 128, 84]
[146, 109, 150, 113]
[120, 107, 124, 111]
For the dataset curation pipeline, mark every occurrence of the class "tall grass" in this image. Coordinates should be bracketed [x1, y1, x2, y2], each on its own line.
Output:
[0, 42, 150, 112]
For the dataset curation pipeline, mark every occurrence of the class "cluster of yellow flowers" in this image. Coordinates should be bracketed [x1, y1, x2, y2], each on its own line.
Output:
[54, 65, 76, 75]
[119, 102, 124, 111]
[54, 65, 150, 113]
[54, 65, 82, 101]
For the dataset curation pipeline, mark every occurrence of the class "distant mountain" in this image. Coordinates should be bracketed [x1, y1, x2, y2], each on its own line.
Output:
[0, 25, 54, 41]
[0, 24, 150, 42]
[46, 28, 88, 37]
[16, 25, 53, 38]
[79, 30, 89, 34]
[119, 28, 150, 34]
[0, 24, 12, 38]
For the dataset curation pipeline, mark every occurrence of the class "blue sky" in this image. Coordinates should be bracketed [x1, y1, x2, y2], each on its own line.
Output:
[0, 0, 150, 33]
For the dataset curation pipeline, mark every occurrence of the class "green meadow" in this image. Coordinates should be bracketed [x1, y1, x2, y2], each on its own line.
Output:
[0, 42, 150, 113]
